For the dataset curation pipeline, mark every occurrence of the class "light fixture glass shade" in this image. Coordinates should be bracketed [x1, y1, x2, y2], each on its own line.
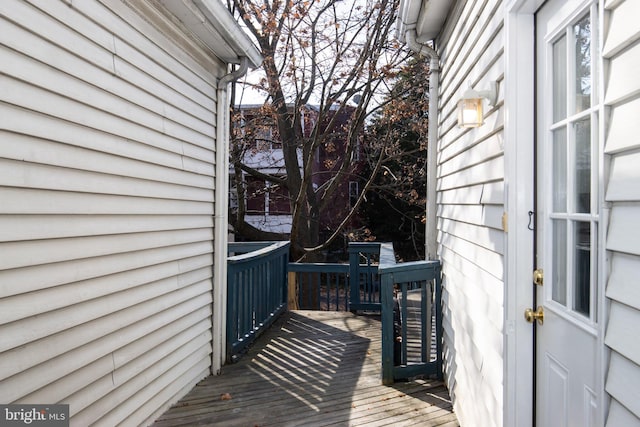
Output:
[456, 82, 497, 128]
[457, 97, 483, 128]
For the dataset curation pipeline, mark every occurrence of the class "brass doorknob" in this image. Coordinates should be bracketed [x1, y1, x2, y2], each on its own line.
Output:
[524, 306, 544, 325]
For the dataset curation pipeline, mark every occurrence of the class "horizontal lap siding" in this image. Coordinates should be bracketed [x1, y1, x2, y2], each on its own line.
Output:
[604, 1, 640, 424]
[436, 0, 505, 426]
[0, 0, 221, 425]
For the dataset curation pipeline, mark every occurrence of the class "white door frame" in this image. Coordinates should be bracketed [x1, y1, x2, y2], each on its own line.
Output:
[503, 1, 544, 426]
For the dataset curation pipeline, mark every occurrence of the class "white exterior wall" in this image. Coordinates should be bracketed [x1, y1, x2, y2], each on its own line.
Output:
[602, 0, 640, 424]
[435, 0, 505, 425]
[0, 0, 223, 425]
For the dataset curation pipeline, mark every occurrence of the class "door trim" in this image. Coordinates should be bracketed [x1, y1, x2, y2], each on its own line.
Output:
[596, 0, 610, 422]
[504, 1, 542, 426]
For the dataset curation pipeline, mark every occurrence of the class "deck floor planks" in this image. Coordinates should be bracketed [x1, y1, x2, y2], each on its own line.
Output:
[154, 310, 457, 427]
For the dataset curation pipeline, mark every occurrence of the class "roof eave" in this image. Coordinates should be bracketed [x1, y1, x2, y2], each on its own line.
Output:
[158, 0, 262, 69]
[397, 0, 451, 42]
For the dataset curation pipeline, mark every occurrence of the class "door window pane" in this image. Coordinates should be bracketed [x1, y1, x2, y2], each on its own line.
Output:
[553, 35, 567, 122]
[552, 219, 567, 306]
[574, 15, 591, 113]
[553, 127, 567, 212]
[573, 222, 591, 316]
[543, 7, 599, 322]
[574, 118, 591, 213]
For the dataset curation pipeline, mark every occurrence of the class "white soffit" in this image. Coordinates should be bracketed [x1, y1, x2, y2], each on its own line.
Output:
[158, 0, 262, 68]
[397, 0, 450, 41]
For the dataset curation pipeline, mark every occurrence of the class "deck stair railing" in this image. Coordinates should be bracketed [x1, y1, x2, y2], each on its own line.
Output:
[226, 241, 289, 362]
[378, 243, 443, 384]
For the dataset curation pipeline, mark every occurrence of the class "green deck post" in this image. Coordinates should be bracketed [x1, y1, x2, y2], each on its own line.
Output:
[380, 270, 395, 385]
[435, 262, 443, 380]
[348, 244, 360, 312]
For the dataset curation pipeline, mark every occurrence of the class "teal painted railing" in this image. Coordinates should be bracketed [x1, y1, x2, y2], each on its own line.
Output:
[285, 242, 381, 311]
[348, 242, 382, 312]
[227, 241, 443, 381]
[228, 241, 278, 255]
[287, 262, 350, 310]
[226, 241, 290, 362]
[379, 256, 443, 384]
[227, 241, 442, 381]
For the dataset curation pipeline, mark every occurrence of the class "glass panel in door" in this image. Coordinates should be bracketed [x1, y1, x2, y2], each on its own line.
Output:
[547, 10, 598, 322]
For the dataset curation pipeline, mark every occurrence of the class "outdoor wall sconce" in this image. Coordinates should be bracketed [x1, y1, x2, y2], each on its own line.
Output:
[457, 81, 498, 128]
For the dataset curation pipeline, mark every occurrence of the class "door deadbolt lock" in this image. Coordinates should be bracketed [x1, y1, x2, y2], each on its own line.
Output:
[524, 306, 544, 325]
[533, 269, 544, 286]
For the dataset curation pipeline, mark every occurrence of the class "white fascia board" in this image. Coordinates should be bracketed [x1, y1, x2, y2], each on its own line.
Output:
[396, 0, 450, 41]
[397, 0, 423, 39]
[158, 0, 262, 68]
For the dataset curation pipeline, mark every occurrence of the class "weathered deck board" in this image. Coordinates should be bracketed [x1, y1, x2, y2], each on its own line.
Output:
[153, 310, 458, 427]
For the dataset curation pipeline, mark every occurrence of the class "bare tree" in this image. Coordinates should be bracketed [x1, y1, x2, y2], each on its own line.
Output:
[359, 57, 431, 261]
[227, 0, 411, 261]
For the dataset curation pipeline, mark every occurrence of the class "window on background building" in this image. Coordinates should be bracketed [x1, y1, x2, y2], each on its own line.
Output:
[269, 181, 290, 214]
[246, 177, 266, 213]
[254, 125, 273, 150]
[349, 181, 359, 208]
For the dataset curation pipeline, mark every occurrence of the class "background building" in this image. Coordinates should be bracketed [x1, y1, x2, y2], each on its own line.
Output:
[230, 104, 365, 249]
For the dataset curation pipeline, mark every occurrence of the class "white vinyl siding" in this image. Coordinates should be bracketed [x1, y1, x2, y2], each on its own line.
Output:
[603, 1, 640, 424]
[0, 0, 222, 425]
[435, 0, 505, 426]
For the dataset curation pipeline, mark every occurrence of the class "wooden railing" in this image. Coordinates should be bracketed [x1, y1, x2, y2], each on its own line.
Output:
[226, 241, 289, 362]
[348, 242, 382, 312]
[226, 241, 443, 383]
[228, 241, 278, 255]
[379, 254, 443, 384]
[285, 242, 380, 312]
[287, 262, 350, 310]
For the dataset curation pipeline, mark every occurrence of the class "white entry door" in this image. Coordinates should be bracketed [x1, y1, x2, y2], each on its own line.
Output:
[534, 0, 602, 425]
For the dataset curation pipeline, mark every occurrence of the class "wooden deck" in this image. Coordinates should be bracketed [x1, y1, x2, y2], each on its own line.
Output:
[153, 310, 458, 427]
